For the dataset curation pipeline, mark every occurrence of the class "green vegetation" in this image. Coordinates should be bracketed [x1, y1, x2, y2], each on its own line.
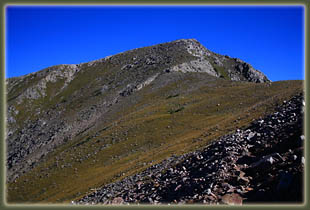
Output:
[214, 65, 229, 79]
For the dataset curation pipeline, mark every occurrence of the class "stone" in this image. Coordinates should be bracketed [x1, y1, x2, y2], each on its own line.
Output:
[247, 132, 256, 140]
[112, 197, 124, 205]
[267, 157, 275, 164]
[221, 193, 243, 205]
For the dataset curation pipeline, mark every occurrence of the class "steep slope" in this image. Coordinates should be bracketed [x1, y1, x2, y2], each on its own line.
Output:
[6, 39, 302, 204]
[74, 93, 304, 204]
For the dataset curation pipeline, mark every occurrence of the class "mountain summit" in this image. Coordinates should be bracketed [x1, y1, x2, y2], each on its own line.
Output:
[81, 38, 270, 83]
[142, 38, 270, 83]
[6, 39, 302, 204]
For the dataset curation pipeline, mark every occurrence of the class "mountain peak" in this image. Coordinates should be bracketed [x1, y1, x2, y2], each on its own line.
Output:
[173, 38, 199, 43]
[144, 38, 270, 83]
[5, 37, 302, 204]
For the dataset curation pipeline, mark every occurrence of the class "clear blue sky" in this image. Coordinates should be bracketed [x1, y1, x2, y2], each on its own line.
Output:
[6, 5, 304, 81]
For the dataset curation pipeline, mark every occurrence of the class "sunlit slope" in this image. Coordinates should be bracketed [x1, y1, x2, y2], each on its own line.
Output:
[7, 73, 303, 203]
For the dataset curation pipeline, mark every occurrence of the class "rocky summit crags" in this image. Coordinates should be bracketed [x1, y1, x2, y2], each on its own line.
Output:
[6, 39, 302, 204]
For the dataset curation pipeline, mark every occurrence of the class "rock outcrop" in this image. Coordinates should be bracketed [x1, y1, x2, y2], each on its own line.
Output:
[169, 39, 270, 83]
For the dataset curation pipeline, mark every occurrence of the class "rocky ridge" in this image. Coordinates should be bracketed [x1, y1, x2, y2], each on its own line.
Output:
[74, 93, 304, 205]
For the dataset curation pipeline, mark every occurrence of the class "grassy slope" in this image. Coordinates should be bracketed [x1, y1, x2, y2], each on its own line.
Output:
[7, 75, 303, 203]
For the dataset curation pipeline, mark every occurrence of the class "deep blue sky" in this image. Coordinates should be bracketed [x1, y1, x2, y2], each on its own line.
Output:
[6, 5, 304, 81]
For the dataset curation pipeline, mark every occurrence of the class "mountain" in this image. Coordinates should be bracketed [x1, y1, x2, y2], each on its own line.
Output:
[6, 39, 303, 204]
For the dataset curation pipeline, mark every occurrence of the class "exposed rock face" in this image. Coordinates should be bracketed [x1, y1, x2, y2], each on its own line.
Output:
[6, 39, 270, 184]
[170, 39, 270, 83]
[74, 93, 303, 205]
[233, 58, 269, 83]
[166, 39, 270, 83]
[8, 64, 80, 104]
[170, 59, 218, 77]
